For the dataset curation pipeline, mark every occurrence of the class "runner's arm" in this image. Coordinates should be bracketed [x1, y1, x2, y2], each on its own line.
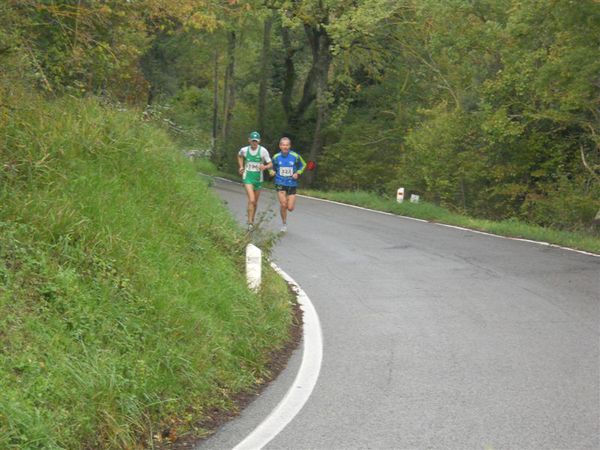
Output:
[237, 154, 245, 175]
[260, 148, 273, 170]
[296, 153, 307, 175]
[269, 154, 278, 177]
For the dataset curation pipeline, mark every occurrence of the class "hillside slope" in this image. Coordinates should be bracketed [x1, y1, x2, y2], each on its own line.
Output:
[0, 95, 293, 448]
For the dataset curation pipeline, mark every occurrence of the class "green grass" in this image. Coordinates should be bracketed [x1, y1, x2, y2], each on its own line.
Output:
[301, 190, 600, 254]
[192, 157, 221, 176]
[0, 95, 293, 448]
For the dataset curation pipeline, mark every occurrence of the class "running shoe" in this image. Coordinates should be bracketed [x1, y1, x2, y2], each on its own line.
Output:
[280, 225, 287, 233]
[247, 223, 254, 232]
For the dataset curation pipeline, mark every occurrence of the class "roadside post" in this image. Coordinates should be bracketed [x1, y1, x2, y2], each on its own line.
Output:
[246, 244, 262, 292]
[396, 187, 405, 203]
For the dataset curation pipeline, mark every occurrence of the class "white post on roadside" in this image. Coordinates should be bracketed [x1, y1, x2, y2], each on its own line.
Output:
[396, 187, 405, 203]
[246, 244, 262, 292]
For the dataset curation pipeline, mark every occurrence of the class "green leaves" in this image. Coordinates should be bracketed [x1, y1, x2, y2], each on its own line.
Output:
[318, 0, 600, 229]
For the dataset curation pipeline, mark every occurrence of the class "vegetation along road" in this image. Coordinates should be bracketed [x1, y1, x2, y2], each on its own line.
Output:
[3, 1, 600, 447]
[205, 177, 599, 449]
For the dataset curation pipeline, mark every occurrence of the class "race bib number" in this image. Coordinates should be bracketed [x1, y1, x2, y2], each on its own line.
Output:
[246, 161, 261, 172]
[279, 166, 294, 177]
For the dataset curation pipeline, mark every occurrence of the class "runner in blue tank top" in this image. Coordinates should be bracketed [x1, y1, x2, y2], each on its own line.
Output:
[271, 137, 306, 233]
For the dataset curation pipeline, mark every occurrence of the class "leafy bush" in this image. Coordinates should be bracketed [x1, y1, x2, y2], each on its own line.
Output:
[522, 178, 600, 231]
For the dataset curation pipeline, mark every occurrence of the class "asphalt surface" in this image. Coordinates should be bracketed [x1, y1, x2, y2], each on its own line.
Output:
[201, 178, 600, 450]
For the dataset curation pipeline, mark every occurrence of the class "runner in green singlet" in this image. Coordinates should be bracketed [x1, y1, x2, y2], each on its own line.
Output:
[237, 131, 272, 230]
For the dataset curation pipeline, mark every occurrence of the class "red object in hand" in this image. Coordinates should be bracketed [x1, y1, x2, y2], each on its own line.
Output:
[306, 160, 316, 171]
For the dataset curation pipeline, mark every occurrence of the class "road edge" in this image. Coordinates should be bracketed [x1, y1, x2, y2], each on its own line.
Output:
[232, 262, 323, 450]
[211, 175, 598, 258]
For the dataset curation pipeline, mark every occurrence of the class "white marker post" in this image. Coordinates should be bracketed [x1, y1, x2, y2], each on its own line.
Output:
[396, 187, 405, 203]
[246, 244, 262, 292]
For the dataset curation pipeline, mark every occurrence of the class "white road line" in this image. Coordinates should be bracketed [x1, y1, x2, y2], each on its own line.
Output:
[233, 262, 323, 450]
[213, 176, 236, 183]
[434, 223, 600, 258]
[295, 193, 429, 222]
[299, 194, 598, 258]
[212, 176, 599, 258]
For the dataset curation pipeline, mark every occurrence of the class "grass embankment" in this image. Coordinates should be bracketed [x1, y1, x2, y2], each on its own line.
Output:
[0, 96, 293, 448]
[301, 190, 600, 255]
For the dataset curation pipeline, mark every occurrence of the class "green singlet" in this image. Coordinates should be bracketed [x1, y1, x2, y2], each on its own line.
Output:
[243, 146, 264, 190]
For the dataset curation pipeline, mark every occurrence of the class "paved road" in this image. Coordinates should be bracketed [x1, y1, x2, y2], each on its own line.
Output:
[202, 178, 599, 450]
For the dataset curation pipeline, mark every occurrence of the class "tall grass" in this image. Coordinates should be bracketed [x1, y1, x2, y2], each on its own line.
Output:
[0, 95, 293, 448]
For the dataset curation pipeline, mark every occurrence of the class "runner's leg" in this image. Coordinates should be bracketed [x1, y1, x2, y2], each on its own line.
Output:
[251, 189, 261, 224]
[286, 194, 297, 212]
[278, 190, 288, 225]
[244, 184, 257, 225]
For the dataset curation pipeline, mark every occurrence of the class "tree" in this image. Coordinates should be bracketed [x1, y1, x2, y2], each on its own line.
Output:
[258, 12, 274, 132]
[222, 30, 237, 143]
[274, 0, 399, 185]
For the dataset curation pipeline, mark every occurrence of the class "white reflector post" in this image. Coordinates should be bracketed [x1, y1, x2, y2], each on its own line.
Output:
[396, 187, 405, 203]
[246, 244, 262, 292]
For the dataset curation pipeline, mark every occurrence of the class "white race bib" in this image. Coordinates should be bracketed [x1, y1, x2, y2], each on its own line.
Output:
[279, 166, 293, 177]
[246, 161, 261, 172]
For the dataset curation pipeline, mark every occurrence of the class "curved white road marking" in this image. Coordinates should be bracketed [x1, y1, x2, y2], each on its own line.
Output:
[294, 193, 600, 257]
[233, 262, 323, 450]
[434, 223, 600, 258]
[295, 193, 428, 222]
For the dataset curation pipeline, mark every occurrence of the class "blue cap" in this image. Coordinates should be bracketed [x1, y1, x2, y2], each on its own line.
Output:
[249, 131, 261, 141]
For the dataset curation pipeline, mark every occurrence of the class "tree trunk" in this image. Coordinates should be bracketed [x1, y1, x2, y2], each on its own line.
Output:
[296, 24, 321, 119]
[211, 48, 219, 159]
[460, 177, 467, 211]
[305, 28, 331, 187]
[281, 26, 296, 124]
[147, 85, 155, 105]
[222, 49, 229, 140]
[258, 15, 273, 134]
[282, 25, 321, 133]
[222, 31, 236, 144]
